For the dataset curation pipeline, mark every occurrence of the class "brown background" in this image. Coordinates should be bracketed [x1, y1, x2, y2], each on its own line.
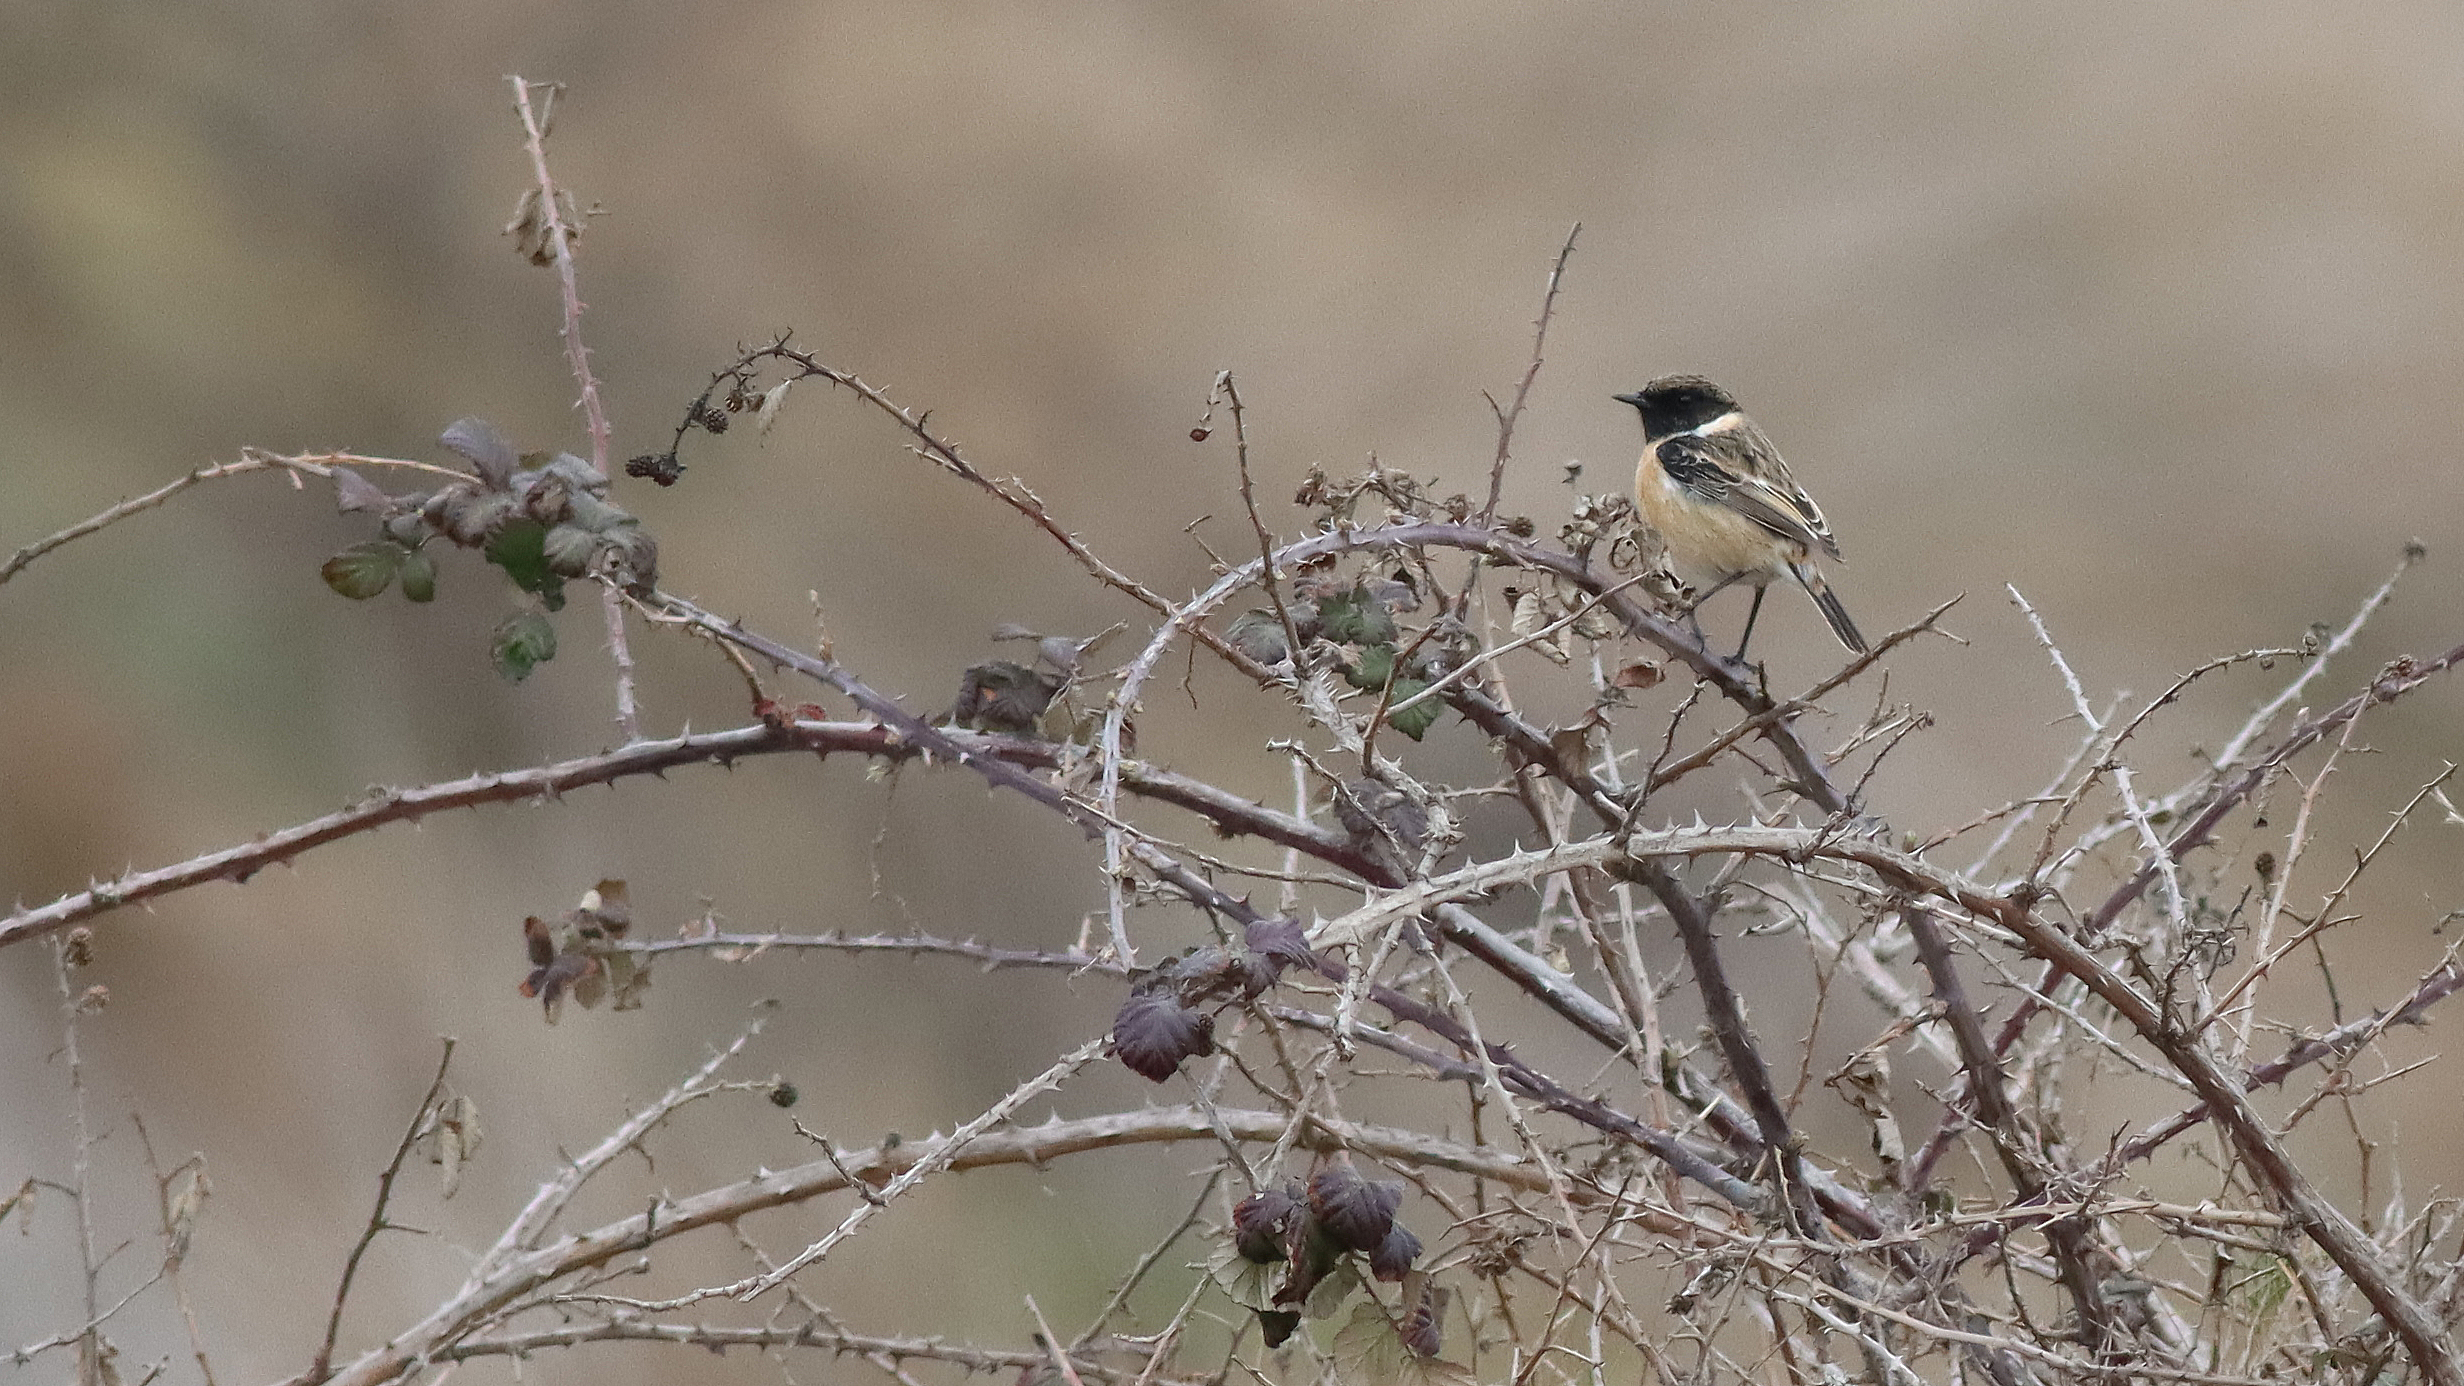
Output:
[5, 2, 2463, 1380]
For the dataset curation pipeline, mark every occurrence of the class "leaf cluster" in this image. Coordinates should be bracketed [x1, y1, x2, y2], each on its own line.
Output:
[321, 418, 659, 680]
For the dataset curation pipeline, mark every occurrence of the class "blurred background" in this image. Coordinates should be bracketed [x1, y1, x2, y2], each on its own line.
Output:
[5, 1, 2464, 1379]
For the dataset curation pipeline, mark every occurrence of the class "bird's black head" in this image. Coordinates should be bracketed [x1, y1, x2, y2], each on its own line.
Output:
[1613, 375, 1738, 439]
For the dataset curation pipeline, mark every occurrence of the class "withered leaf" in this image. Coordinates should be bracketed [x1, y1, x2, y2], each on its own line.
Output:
[1370, 1223, 1422, 1282]
[441, 417, 518, 489]
[421, 1094, 483, 1198]
[1611, 660, 1664, 690]
[163, 1164, 209, 1264]
[1111, 991, 1214, 1082]
[1244, 917, 1314, 970]
[1233, 1185, 1302, 1263]
[520, 951, 598, 1023]
[577, 879, 630, 936]
[522, 915, 556, 968]
[753, 379, 795, 436]
[331, 466, 391, 515]
[1309, 1167, 1402, 1252]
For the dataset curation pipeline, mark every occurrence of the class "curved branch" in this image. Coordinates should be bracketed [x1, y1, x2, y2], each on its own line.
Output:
[312, 1105, 1564, 1386]
[0, 718, 1369, 950]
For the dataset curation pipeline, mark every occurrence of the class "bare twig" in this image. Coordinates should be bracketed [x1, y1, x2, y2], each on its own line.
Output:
[0, 451, 463, 592]
[129, 1116, 215, 1386]
[1481, 222, 1580, 525]
[744, 1038, 1106, 1297]
[305, 1039, 458, 1385]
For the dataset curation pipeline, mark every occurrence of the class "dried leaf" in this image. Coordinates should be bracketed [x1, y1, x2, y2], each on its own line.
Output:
[1611, 660, 1664, 690]
[753, 379, 795, 436]
[1234, 1185, 1302, 1263]
[331, 466, 391, 515]
[1369, 1223, 1421, 1282]
[519, 952, 598, 1023]
[1244, 917, 1314, 975]
[423, 1095, 483, 1198]
[1508, 588, 1570, 663]
[606, 950, 653, 1011]
[1398, 1278, 1454, 1364]
[1309, 1168, 1402, 1252]
[159, 1165, 206, 1264]
[521, 915, 556, 968]
[578, 879, 631, 936]
[541, 523, 598, 577]
[441, 417, 518, 489]
[432, 487, 516, 546]
[1110, 991, 1213, 1081]
[599, 524, 658, 590]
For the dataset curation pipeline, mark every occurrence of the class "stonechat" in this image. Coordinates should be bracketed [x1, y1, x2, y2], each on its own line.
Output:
[1614, 376, 1866, 658]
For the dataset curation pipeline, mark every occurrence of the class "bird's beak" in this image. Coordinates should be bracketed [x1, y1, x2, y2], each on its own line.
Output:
[1611, 391, 1646, 407]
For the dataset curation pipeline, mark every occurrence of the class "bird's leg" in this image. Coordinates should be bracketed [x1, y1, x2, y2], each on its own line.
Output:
[1733, 585, 1769, 665]
[1679, 570, 1748, 656]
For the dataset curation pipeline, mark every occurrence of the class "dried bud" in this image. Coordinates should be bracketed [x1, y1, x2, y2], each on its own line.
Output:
[625, 453, 685, 486]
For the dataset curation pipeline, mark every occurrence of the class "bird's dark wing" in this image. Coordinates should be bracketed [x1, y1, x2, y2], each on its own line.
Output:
[1656, 433, 1836, 557]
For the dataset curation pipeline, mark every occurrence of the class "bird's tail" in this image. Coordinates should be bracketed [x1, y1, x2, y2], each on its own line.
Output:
[1794, 565, 1867, 654]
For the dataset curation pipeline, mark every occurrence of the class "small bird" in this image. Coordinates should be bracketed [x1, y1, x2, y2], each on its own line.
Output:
[1614, 375, 1867, 659]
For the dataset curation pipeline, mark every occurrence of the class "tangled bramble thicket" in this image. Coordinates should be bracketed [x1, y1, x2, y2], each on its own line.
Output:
[8, 79, 2464, 1386]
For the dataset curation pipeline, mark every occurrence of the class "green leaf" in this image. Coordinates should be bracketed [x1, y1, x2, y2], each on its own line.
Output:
[321, 541, 405, 600]
[1384, 682, 1441, 741]
[398, 547, 437, 602]
[1343, 643, 1396, 691]
[491, 611, 558, 682]
[1205, 1242, 1283, 1312]
[486, 521, 567, 610]
[1316, 587, 1398, 646]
